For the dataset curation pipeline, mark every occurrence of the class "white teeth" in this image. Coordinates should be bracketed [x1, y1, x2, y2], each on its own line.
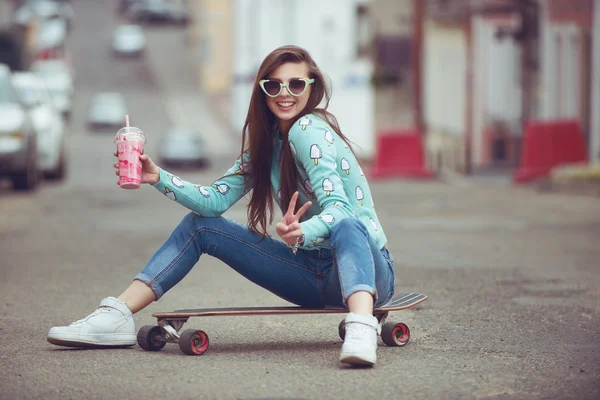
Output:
[277, 102, 294, 107]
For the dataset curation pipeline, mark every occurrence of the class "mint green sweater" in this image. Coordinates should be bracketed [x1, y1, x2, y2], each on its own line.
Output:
[152, 113, 388, 251]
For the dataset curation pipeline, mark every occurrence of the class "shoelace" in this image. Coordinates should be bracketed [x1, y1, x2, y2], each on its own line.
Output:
[70, 307, 112, 326]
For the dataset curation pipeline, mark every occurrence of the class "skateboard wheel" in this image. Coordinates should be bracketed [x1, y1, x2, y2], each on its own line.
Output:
[137, 325, 166, 351]
[338, 319, 346, 340]
[381, 322, 410, 347]
[179, 329, 209, 355]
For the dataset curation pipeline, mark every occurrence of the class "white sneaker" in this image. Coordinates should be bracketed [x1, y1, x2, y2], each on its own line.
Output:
[47, 297, 136, 348]
[339, 313, 379, 366]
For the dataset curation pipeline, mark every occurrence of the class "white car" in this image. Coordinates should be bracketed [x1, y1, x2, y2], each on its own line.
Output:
[127, 0, 190, 25]
[30, 59, 75, 118]
[87, 92, 128, 129]
[159, 128, 209, 168]
[12, 72, 67, 180]
[0, 64, 40, 191]
[36, 17, 69, 51]
[112, 24, 146, 57]
[12, 0, 75, 28]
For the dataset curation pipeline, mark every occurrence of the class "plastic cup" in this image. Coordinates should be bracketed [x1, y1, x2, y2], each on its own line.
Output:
[115, 126, 146, 190]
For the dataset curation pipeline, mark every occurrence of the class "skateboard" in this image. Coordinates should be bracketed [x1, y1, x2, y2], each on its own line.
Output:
[137, 292, 427, 356]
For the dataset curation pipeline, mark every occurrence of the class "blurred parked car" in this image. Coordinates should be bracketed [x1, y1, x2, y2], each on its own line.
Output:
[112, 24, 146, 57]
[159, 128, 209, 168]
[30, 59, 74, 118]
[12, 0, 75, 30]
[0, 28, 25, 71]
[35, 17, 69, 52]
[0, 64, 40, 191]
[117, 0, 140, 16]
[87, 92, 128, 130]
[127, 0, 191, 25]
[12, 72, 67, 180]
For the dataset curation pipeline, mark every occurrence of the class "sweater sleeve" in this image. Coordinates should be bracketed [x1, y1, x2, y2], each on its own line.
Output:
[152, 151, 253, 217]
[288, 116, 355, 247]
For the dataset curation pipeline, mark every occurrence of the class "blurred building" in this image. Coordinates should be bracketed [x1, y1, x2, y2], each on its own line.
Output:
[370, 0, 412, 86]
[232, 0, 376, 159]
[187, 0, 233, 96]
[593, 0, 600, 162]
[539, 0, 598, 163]
[422, 0, 599, 175]
[186, 0, 599, 170]
[187, 0, 376, 159]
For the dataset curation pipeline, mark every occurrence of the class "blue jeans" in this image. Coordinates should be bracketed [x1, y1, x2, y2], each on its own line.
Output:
[135, 213, 395, 309]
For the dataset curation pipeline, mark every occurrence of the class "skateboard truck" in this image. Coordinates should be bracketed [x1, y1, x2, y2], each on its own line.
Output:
[374, 311, 389, 335]
[157, 319, 183, 341]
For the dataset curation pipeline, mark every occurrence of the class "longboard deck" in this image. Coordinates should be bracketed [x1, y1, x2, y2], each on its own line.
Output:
[153, 293, 427, 318]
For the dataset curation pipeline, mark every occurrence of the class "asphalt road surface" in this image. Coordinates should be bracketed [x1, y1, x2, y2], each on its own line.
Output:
[1, 2, 599, 399]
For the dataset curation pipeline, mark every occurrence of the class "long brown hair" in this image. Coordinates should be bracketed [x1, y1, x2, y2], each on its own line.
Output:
[241, 45, 355, 237]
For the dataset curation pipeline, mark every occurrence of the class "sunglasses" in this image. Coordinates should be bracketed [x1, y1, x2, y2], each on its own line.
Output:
[259, 78, 315, 97]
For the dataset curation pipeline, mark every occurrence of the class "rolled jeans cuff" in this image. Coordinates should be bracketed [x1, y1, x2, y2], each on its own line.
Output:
[134, 272, 165, 300]
[344, 284, 377, 304]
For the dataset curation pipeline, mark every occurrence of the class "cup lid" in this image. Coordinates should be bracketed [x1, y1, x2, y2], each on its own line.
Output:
[115, 127, 145, 143]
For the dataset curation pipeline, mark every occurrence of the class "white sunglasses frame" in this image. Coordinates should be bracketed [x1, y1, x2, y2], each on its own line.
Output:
[259, 78, 315, 97]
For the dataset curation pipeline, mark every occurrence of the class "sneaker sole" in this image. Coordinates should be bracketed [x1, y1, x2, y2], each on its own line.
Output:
[340, 353, 376, 366]
[47, 335, 136, 348]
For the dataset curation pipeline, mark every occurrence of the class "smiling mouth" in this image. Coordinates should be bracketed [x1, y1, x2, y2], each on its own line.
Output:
[276, 102, 295, 108]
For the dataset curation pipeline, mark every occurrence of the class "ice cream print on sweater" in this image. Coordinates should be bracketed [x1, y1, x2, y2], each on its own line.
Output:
[340, 158, 351, 175]
[322, 178, 334, 196]
[235, 162, 250, 174]
[324, 130, 334, 145]
[151, 114, 387, 251]
[299, 116, 312, 130]
[164, 187, 176, 201]
[285, 114, 388, 249]
[310, 144, 322, 164]
[167, 173, 185, 188]
[151, 152, 255, 219]
[194, 185, 211, 198]
[215, 183, 230, 195]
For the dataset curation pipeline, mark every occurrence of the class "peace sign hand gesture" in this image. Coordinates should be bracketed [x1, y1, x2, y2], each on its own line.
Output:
[276, 191, 312, 246]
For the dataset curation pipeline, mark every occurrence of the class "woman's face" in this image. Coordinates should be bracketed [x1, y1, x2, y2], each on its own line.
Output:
[263, 62, 312, 133]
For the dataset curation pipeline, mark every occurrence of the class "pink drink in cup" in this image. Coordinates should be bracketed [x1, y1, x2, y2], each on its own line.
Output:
[115, 122, 146, 190]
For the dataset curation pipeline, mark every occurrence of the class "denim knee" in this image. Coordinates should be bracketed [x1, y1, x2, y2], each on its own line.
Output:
[330, 218, 367, 242]
[180, 211, 202, 229]
[179, 212, 215, 234]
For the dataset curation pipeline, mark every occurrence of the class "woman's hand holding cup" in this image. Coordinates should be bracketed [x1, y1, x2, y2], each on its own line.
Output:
[113, 152, 160, 186]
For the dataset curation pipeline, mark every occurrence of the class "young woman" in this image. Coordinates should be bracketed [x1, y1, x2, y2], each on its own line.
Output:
[47, 45, 395, 367]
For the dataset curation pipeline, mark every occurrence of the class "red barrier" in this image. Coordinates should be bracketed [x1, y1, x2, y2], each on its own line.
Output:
[513, 120, 588, 183]
[370, 130, 435, 180]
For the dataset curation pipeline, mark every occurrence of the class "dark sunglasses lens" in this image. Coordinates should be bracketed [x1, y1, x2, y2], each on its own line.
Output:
[288, 79, 306, 95]
[263, 81, 280, 95]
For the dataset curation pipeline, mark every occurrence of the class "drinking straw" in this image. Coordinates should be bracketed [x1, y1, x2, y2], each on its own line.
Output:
[125, 115, 130, 128]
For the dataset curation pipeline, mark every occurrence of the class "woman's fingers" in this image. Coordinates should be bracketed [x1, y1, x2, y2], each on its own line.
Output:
[285, 221, 302, 231]
[281, 229, 304, 242]
[275, 222, 289, 233]
[280, 222, 302, 241]
[285, 191, 299, 217]
[140, 153, 154, 166]
[294, 200, 312, 219]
